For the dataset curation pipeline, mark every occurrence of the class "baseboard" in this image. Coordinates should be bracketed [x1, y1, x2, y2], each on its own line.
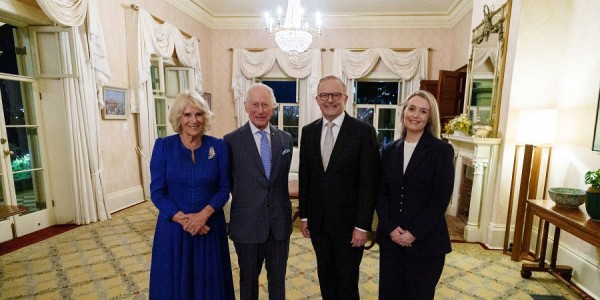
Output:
[485, 221, 509, 249]
[107, 185, 145, 213]
[553, 241, 600, 299]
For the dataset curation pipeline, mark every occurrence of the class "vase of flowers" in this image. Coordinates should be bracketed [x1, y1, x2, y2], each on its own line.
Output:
[444, 114, 472, 136]
[584, 168, 600, 221]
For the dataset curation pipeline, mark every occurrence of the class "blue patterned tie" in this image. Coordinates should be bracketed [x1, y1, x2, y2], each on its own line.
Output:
[259, 130, 271, 179]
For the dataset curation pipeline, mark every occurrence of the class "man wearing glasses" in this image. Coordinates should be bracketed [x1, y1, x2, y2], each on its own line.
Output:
[298, 75, 380, 299]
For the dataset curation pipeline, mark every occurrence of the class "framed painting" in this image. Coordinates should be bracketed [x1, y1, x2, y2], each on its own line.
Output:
[102, 86, 128, 120]
[202, 92, 211, 109]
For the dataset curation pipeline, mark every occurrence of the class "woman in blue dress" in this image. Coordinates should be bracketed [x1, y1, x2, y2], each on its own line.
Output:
[149, 91, 234, 300]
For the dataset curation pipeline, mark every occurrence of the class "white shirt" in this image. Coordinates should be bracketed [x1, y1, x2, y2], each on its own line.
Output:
[403, 141, 418, 172]
[249, 122, 271, 155]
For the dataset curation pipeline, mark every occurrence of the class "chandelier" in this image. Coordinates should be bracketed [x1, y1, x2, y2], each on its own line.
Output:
[264, 0, 321, 56]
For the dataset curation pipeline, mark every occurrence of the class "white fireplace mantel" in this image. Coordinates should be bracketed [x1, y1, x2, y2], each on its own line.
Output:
[445, 135, 502, 243]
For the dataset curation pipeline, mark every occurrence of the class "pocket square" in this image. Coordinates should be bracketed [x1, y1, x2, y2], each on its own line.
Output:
[282, 149, 291, 155]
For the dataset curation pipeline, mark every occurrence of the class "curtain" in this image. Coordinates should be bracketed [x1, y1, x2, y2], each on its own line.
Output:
[231, 48, 322, 140]
[331, 48, 428, 136]
[35, 0, 111, 224]
[126, 8, 203, 199]
[472, 46, 498, 70]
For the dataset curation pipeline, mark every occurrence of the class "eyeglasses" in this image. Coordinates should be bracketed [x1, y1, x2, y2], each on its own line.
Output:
[318, 93, 344, 101]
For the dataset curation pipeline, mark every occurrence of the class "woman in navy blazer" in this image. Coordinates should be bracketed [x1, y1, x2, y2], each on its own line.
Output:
[376, 90, 455, 300]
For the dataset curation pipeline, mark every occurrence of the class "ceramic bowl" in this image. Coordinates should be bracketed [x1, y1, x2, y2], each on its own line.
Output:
[548, 187, 586, 208]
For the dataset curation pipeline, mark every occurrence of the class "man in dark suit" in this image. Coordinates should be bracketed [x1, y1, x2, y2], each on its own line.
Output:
[298, 75, 380, 300]
[224, 83, 293, 300]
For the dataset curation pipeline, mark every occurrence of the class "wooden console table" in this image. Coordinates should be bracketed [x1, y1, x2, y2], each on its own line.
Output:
[520, 199, 600, 297]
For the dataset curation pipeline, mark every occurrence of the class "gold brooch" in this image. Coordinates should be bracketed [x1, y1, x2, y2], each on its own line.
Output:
[208, 146, 215, 159]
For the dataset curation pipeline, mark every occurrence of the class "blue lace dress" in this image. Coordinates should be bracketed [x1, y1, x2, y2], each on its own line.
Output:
[148, 134, 234, 300]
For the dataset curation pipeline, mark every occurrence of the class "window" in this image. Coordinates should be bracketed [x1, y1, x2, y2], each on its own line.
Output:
[261, 79, 299, 146]
[150, 56, 194, 137]
[354, 79, 404, 146]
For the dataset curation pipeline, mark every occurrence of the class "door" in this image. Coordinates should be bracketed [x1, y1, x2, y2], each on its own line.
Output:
[0, 24, 53, 243]
[0, 77, 52, 243]
[437, 70, 467, 127]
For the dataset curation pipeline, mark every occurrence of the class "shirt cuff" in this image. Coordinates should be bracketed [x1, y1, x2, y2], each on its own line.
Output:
[354, 227, 367, 232]
[301, 218, 308, 222]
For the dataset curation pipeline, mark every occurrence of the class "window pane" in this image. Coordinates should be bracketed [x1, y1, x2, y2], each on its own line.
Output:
[355, 81, 399, 105]
[378, 130, 395, 146]
[283, 105, 299, 126]
[263, 80, 297, 103]
[378, 108, 396, 130]
[356, 107, 374, 125]
[0, 25, 20, 76]
[283, 126, 298, 147]
[270, 107, 279, 126]
[14, 169, 46, 213]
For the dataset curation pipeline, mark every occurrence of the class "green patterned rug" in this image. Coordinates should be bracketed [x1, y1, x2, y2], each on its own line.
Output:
[0, 201, 580, 299]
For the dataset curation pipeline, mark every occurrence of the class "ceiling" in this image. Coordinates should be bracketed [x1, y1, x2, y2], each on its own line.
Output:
[166, 0, 472, 29]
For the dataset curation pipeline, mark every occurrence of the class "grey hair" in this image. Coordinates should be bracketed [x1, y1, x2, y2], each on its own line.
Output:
[244, 83, 276, 106]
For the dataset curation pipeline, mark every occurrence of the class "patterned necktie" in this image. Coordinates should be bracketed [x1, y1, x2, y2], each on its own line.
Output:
[259, 130, 271, 179]
[322, 122, 334, 169]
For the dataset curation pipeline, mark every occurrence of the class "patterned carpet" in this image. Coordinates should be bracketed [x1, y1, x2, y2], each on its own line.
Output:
[0, 201, 580, 299]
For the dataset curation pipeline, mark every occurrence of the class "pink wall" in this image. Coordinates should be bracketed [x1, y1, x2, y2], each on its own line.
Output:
[207, 26, 470, 137]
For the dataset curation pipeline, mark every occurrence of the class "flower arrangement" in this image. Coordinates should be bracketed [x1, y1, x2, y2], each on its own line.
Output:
[444, 114, 471, 135]
[585, 168, 600, 192]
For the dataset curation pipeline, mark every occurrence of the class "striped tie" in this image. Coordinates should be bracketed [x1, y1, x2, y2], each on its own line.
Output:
[259, 130, 271, 179]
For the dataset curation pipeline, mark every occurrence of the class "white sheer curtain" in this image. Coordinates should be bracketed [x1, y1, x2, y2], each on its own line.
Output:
[126, 7, 203, 199]
[331, 48, 428, 136]
[35, 0, 111, 224]
[472, 46, 498, 69]
[232, 48, 322, 140]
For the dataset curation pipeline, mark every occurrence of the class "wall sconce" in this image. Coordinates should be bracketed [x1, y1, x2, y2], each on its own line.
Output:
[504, 109, 559, 261]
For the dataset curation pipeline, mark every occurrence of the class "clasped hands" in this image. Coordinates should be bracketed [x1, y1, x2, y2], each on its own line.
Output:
[390, 226, 415, 247]
[300, 221, 368, 247]
[173, 211, 210, 236]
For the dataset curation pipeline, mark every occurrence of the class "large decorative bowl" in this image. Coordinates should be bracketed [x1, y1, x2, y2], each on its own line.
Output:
[548, 187, 586, 208]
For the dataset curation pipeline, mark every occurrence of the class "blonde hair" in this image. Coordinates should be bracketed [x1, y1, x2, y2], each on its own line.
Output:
[169, 91, 215, 134]
[397, 90, 442, 140]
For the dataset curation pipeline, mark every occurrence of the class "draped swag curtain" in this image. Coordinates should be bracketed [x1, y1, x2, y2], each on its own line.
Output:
[231, 48, 322, 140]
[126, 7, 204, 199]
[472, 46, 498, 70]
[331, 48, 428, 136]
[35, 0, 111, 224]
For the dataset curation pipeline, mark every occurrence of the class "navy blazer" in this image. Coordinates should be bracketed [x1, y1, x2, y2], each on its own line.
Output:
[299, 113, 380, 239]
[376, 132, 455, 256]
[224, 122, 293, 244]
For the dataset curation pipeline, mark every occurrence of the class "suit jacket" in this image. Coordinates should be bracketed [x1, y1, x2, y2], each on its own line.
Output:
[224, 122, 294, 244]
[299, 113, 380, 240]
[376, 132, 455, 256]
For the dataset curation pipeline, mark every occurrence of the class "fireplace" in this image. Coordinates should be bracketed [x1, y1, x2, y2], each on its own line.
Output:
[445, 135, 501, 243]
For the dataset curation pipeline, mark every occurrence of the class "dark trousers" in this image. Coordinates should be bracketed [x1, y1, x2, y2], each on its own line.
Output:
[234, 231, 289, 300]
[310, 230, 364, 300]
[379, 248, 446, 300]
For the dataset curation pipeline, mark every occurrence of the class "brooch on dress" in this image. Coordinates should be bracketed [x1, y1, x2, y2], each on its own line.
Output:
[208, 146, 215, 159]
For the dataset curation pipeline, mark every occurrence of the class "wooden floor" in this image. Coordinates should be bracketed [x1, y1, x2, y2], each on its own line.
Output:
[446, 214, 466, 241]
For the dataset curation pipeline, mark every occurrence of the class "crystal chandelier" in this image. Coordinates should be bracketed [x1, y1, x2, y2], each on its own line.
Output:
[264, 0, 321, 56]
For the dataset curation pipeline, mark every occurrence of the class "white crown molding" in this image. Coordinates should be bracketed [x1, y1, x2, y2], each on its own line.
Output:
[167, 0, 474, 29]
[0, 0, 51, 26]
